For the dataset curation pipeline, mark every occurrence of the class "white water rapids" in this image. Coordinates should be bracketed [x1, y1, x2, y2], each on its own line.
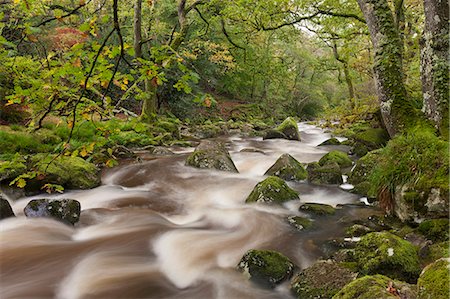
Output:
[0, 123, 378, 299]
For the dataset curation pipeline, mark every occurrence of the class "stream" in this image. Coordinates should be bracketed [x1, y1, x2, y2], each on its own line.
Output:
[0, 123, 381, 299]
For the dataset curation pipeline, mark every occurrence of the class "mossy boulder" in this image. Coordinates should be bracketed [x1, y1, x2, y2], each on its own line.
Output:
[333, 274, 417, 299]
[353, 231, 421, 283]
[288, 215, 313, 230]
[0, 197, 15, 219]
[307, 162, 343, 185]
[245, 176, 299, 204]
[30, 154, 100, 190]
[418, 219, 449, 242]
[417, 258, 449, 299]
[299, 203, 336, 216]
[263, 117, 300, 141]
[185, 140, 238, 172]
[348, 150, 381, 185]
[291, 260, 357, 299]
[319, 151, 352, 169]
[318, 138, 341, 146]
[345, 224, 373, 237]
[263, 129, 288, 140]
[237, 249, 295, 288]
[264, 154, 307, 181]
[0, 159, 27, 182]
[23, 198, 81, 225]
[352, 128, 389, 157]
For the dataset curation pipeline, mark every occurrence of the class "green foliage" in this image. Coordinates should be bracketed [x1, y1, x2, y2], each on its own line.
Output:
[418, 219, 449, 242]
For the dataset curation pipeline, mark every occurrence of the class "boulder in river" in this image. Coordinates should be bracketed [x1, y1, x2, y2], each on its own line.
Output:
[185, 140, 238, 172]
[264, 153, 307, 181]
[353, 231, 421, 283]
[237, 249, 295, 288]
[263, 117, 300, 141]
[287, 215, 313, 230]
[318, 150, 352, 169]
[263, 129, 288, 140]
[318, 137, 341, 146]
[299, 203, 336, 216]
[24, 198, 81, 225]
[291, 260, 357, 299]
[245, 176, 299, 204]
[417, 258, 449, 299]
[0, 196, 15, 219]
[333, 274, 417, 299]
[352, 128, 389, 157]
[307, 162, 343, 185]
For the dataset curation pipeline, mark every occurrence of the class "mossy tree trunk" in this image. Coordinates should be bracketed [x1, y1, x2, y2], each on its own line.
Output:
[420, 0, 449, 140]
[357, 0, 417, 137]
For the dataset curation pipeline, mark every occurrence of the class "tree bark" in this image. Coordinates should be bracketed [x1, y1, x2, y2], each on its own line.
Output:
[133, 0, 143, 59]
[357, 0, 416, 136]
[332, 42, 355, 104]
[421, 0, 449, 139]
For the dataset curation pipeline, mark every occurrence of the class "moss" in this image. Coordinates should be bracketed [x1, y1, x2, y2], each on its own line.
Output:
[318, 138, 341, 146]
[417, 258, 449, 299]
[237, 249, 295, 288]
[307, 162, 343, 185]
[333, 274, 417, 299]
[299, 203, 336, 215]
[345, 224, 373, 237]
[276, 117, 300, 140]
[0, 159, 27, 182]
[264, 154, 307, 181]
[426, 242, 450, 262]
[291, 260, 357, 299]
[245, 176, 299, 204]
[288, 216, 313, 230]
[319, 151, 352, 168]
[354, 231, 421, 283]
[418, 219, 449, 242]
[185, 141, 238, 172]
[348, 150, 381, 185]
[263, 129, 288, 140]
[0, 128, 54, 154]
[354, 128, 389, 149]
[24, 198, 81, 225]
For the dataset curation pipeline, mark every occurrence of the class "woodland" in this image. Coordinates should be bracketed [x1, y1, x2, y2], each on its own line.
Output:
[0, 0, 449, 299]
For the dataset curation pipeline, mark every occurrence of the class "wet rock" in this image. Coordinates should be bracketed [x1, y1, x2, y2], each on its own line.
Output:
[24, 198, 81, 225]
[0, 196, 15, 219]
[353, 231, 421, 283]
[418, 218, 449, 242]
[352, 128, 389, 157]
[417, 258, 449, 299]
[263, 129, 288, 140]
[318, 150, 352, 169]
[264, 153, 307, 181]
[287, 216, 312, 230]
[348, 150, 381, 185]
[276, 117, 300, 141]
[237, 249, 295, 288]
[307, 162, 343, 185]
[148, 146, 175, 156]
[333, 274, 417, 299]
[245, 176, 299, 204]
[240, 148, 265, 154]
[299, 203, 336, 215]
[345, 224, 373, 237]
[185, 140, 238, 172]
[291, 260, 357, 299]
[318, 137, 341, 146]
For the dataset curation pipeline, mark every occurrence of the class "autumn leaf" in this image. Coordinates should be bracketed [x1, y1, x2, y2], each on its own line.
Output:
[73, 58, 81, 68]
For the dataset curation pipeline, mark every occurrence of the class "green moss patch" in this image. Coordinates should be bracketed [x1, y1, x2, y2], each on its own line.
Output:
[288, 216, 313, 230]
[418, 219, 449, 242]
[264, 153, 307, 181]
[299, 203, 336, 215]
[307, 162, 343, 185]
[245, 176, 299, 204]
[417, 258, 449, 299]
[319, 151, 352, 168]
[276, 117, 300, 141]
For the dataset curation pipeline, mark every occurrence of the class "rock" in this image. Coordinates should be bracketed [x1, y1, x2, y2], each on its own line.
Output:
[291, 260, 357, 299]
[185, 140, 238, 172]
[264, 154, 307, 181]
[276, 117, 300, 140]
[348, 150, 381, 185]
[333, 274, 417, 299]
[350, 181, 376, 199]
[418, 218, 449, 242]
[318, 150, 352, 169]
[352, 128, 389, 157]
[148, 146, 174, 156]
[263, 129, 288, 140]
[245, 176, 299, 204]
[237, 249, 295, 288]
[24, 198, 81, 225]
[0, 196, 15, 219]
[299, 203, 336, 215]
[318, 138, 341, 146]
[30, 154, 100, 190]
[240, 148, 265, 154]
[345, 224, 373, 237]
[307, 162, 343, 185]
[353, 231, 421, 283]
[287, 216, 312, 230]
[417, 258, 449, 299]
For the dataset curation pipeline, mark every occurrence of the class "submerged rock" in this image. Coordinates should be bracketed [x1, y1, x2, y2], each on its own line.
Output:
[24, 198, 81, 225]
[353, 231, 421, 283]
[333, 274, 417, 299]
[417, 258, 449, 299]
[263, 129, 288, 140]
[245, 176, 299, 204]
[291, 260, 357, 299]
[264, 153, 307, 181]
[319, 150, 352, 169]
[318, 138, 341, 146]
[237, 249, 295, 288]
[299, 203, 336, 215]
[307, 162, 343, 185]
[288, 216, 313, 230]
[0, 196, 15, 219]
[263, 117, 300, 141]
[185, 140, 238, 172]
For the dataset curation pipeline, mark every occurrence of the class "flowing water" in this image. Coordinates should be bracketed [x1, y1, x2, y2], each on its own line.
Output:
[0, 123, 380, 299]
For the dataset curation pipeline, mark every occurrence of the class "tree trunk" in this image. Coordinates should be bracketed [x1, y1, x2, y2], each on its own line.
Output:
[421, 0, 449, 139]
[332, 42, 355, 105]
[133, 0, 143, 59]
[357, 0, 416, 136]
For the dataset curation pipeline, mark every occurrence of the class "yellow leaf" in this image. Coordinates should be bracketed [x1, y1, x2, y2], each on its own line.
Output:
[67, 121, 73, 129]
[123, 78, 128, 85]
[16, 178, 26, 188]
[80, 148, 88, 157]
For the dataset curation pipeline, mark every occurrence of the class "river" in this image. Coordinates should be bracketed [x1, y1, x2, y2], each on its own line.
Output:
[0, 123, 380, 299]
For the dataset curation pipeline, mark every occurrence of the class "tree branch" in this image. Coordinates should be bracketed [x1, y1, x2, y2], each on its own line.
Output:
[37, 0, 92, 27]
[221, 18, 245, 50]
